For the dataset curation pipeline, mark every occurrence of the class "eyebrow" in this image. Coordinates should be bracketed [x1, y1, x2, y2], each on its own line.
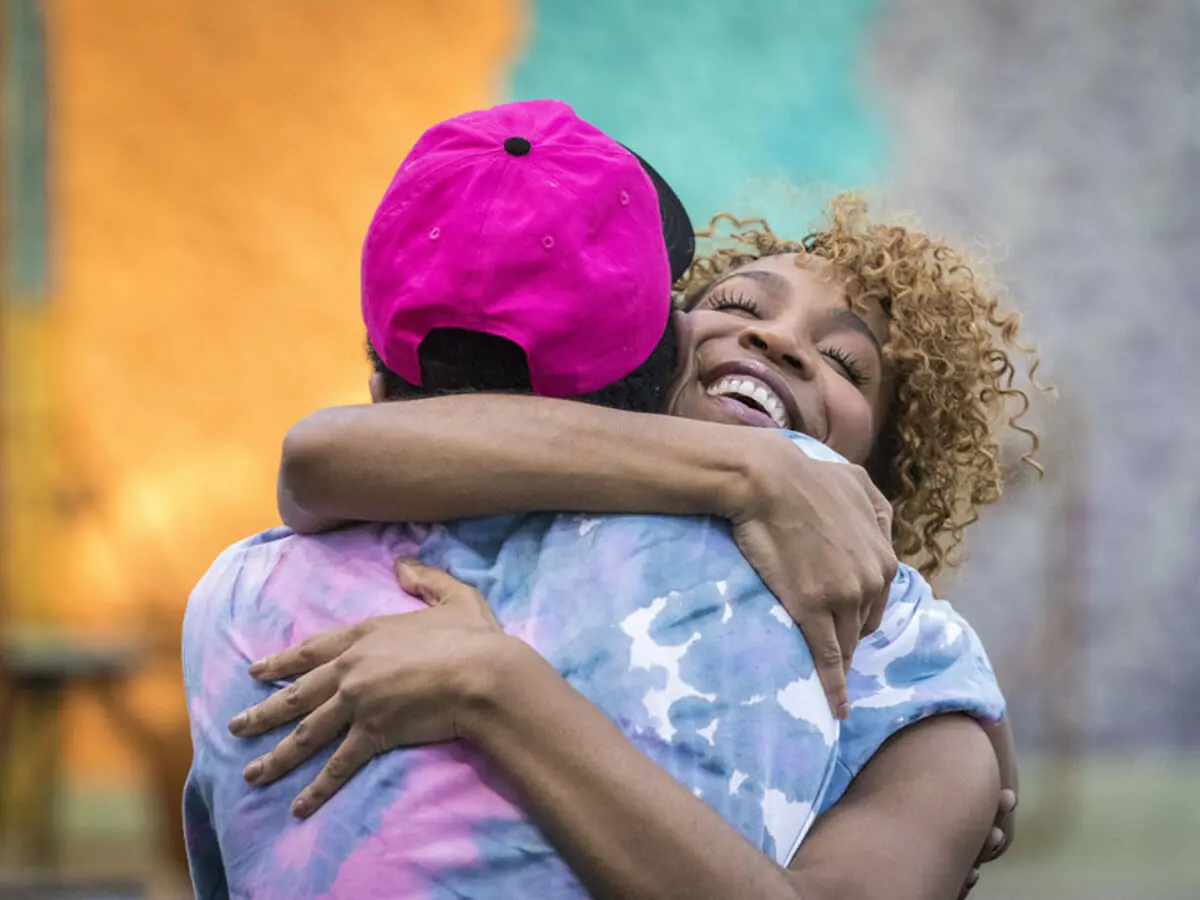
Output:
[825, 308, 884, 360]
[692, 269, 792, 306]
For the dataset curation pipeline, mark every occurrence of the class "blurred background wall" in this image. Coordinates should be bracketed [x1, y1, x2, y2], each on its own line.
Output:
[2, 0, 1196, 897]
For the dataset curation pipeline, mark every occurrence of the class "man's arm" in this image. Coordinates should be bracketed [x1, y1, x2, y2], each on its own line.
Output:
[279, 397, 750, 528]
[789, 714, 1000, 900]
[464, 639, 998, 900]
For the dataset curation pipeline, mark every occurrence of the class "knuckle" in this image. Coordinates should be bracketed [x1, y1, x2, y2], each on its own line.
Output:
[294, 644, 316, 668]
[865, 574, 887, 598]
[816, 642, 843, 668]
[335, 679, 361, 706]
[291, 721, 311, 750]
[258, 752, 278, 778]
[333, 651, 358, 678]
[828, 587, 857, 611]
[283, 681, 303, 709]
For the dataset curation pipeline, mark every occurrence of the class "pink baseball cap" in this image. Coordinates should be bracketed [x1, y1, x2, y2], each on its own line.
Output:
[362, 99, 694, 397]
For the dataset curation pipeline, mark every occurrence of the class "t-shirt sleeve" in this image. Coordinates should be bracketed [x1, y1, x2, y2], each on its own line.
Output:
[818, 565, 1007, 814]
[183, 769, 228, 900]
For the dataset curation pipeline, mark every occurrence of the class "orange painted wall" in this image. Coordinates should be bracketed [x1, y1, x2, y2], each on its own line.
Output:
[40, 0, 521, 783]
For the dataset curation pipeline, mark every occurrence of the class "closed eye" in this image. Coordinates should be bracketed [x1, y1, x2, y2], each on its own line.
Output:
[821, 346, 870, 386]
[706, 291, 763, 318]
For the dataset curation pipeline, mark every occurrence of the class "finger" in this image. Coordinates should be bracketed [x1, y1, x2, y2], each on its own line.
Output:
[395, 557, 462, 607]
[230, 663, 338, 737]
[861, 582, 888, 637]
[957, 868, 980, 900]
[291, 728, 376, 818]
[978, 826, 1007, 863]
[873, 499, 894, 542]
[243, 696, 349, 787]
[833, 610, 861, 672]
[797, 615, 850, 720]
[859, 472, 894, 542]
[998, 788, 1018, 820]
[249, 628, 357, 681]
[395, 558, 498, 626]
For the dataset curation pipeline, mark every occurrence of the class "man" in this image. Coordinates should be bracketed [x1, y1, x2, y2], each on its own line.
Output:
[183, 101, 1004, 900]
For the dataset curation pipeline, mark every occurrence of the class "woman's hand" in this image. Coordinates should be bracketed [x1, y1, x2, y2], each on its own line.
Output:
[723, 430, 898, 719]
[227, 558, 507, 818]
[959, 788, 1018, 898]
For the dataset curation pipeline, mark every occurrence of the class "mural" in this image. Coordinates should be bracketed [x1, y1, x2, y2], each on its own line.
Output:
[1, 0, 1196, 892]
[511, 0, 886, 233]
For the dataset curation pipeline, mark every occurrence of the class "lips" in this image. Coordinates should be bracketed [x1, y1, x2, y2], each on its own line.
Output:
[703, 359, 805, 434]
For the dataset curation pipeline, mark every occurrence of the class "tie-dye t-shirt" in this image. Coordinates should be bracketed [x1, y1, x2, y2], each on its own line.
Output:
[182, 434, 1004, 900]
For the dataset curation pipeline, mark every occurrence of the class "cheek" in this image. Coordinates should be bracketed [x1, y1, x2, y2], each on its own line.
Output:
[823, 382, 879, 464]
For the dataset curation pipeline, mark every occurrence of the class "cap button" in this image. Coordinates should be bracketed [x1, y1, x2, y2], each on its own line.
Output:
[504, 136, 532, 156]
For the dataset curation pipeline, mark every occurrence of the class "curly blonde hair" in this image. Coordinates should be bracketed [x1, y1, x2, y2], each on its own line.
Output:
[677, 193, 1041, 580]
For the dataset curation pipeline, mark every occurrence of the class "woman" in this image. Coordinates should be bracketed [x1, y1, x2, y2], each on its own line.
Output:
[238, 195, 1033, 899]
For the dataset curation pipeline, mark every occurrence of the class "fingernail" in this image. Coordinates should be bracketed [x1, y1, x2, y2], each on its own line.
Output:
[248, 659, 268, 678]
[292, 798, 310, 818]
[243, 759, 263, 784]
[836, 700, 851, 720]
[967, 870, 979, 888]
[229, 713, 246, 735]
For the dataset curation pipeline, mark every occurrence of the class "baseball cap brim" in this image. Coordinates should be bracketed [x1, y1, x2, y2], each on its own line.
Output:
[624, 147, 695, 285]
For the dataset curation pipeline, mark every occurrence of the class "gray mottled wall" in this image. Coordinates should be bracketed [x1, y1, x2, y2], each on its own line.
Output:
[869, 0, 1199, 751]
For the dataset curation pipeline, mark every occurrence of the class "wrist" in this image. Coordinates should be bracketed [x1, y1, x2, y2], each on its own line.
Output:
[714, 428, 792, 524]
[455, 633, 541, 741]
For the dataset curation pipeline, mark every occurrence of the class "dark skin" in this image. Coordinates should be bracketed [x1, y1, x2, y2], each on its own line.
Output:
[249, 252, 1018, 895]
[232, 561, 1005, 900]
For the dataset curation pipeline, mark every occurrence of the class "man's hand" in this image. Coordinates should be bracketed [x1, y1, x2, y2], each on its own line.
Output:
[725, 431, 898, 719]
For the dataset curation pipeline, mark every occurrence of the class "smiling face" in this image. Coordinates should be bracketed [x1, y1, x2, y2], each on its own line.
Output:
[666, 253, 893, 465]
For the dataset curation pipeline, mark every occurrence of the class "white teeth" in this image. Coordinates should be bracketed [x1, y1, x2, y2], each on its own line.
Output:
[705, 375, 789, 429]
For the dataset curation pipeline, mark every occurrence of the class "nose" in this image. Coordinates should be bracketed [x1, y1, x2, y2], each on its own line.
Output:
[739, 323, 815, 380]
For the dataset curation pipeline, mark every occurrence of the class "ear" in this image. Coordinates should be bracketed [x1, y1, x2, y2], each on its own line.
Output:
[660, 310, 697, 414]
[369, 372, 387, 404]
[669, 310, 695, 382]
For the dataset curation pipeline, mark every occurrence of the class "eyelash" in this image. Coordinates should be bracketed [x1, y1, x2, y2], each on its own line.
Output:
[706, 291, 763, 317]
[707, 291, 870, 387]
[821, 346, 870, 386]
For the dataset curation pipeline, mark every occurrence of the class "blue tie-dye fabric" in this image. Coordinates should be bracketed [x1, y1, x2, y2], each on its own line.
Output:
[182, 433, 1004, 899]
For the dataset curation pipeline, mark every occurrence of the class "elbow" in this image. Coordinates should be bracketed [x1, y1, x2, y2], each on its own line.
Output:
[279, 411, 342, 522]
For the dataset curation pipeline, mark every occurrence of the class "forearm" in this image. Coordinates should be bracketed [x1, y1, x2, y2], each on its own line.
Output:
[463, 639, 804, 900]
[280, 396, 756, 531]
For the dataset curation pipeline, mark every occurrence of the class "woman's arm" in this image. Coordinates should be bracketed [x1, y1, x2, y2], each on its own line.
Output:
[470, 638, 998, 900]
[280, 395, 899, 717]
[788, 715, 1000, 900]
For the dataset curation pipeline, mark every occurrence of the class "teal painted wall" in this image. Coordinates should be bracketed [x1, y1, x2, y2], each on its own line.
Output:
[510, 0, 887, 236]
